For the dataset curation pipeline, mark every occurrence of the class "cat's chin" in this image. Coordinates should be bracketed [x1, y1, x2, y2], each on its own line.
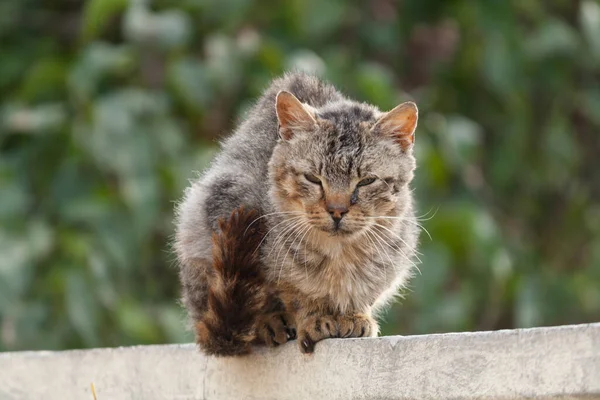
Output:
[327, 230, 351, 237]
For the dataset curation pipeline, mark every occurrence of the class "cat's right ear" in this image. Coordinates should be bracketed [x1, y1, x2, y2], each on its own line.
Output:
[371, 101, 418, 151]
[275, 91, 317, 140]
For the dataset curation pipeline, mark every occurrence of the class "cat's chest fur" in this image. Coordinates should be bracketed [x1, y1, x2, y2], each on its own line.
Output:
[288, 239, 389, 313]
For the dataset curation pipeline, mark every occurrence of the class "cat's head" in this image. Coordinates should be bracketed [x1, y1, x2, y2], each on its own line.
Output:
[268, 90, 418, 238]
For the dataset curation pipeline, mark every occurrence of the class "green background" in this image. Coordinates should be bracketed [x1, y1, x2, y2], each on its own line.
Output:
[1, 0, 599, 351]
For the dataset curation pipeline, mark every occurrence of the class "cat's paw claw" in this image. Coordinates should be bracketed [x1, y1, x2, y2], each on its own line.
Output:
[300, 336, 315, 353]
[257, 312, 296, 347]
[286, 326, 297, 340]
[297, 313, 377, 354]
[337, 313, 376, 338]
[297, 315, 337, 354]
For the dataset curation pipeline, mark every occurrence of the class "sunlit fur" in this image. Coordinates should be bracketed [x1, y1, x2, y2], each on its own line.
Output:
[175, 72, 420, 354]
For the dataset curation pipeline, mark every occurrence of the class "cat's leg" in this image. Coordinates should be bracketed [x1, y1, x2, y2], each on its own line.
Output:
[296, 311, 378, 353]
[253, 293, 297, 347]
[280, 291, 378, 353]
[254, 311, 296, 347]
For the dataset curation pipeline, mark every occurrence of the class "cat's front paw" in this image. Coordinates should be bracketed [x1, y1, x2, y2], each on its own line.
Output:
[255, 312, 296, 347]
[298, 313, 377, 354]
[336, 313, 377, 339]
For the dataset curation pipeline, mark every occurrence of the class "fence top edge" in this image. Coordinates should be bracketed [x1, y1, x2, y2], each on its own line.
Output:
[1, 322, 598, 358]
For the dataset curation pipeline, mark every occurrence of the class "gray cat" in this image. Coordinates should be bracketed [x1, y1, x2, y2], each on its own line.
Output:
[174, 72, 419, 355]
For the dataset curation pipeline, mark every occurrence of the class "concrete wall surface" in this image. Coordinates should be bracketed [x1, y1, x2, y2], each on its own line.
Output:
[0, 323, 599, 400]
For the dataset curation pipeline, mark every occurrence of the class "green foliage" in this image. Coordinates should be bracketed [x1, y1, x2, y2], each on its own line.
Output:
[1, 0, 599, 350]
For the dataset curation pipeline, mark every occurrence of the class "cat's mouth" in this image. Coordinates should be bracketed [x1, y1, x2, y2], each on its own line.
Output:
[307, 212, 363, 236]
[322, 223, 359, 237]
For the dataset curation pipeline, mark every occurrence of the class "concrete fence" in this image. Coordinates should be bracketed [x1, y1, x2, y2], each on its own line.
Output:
[0, 323, 599, 400]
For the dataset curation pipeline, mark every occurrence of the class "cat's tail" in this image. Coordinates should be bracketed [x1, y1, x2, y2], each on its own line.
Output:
[195, 207, 267, 356]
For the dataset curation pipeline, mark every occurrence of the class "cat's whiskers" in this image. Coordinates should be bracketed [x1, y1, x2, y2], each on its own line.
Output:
[415, 206, 439, 221]
[270, 222, 305, 283]
[266, 217, 306, 260]
[279, 220, 311, 272]
[374, 223, 423, 263]
[276, 220, 311, 284]
[291, 223, 314, 281]
[254, 216, 304, 256]
[404, 220, 432, 241]
[372, 225, 422, 267]
[363, 230, 389, 286]
[369, 221, 424, 259]
[303, 229, 315, 281]
[366, 216, 432, 241]
[244, 210, 304, 235]
[287, 223, 313, 283]
[368, 225, 421, 275]
[370, 231, 398, 267]
[255, 216, 304, 256]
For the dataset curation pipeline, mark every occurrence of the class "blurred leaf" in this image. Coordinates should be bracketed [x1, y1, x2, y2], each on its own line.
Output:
[68, 42, 135, 102]
[1, 103, 66, 134]
[0, 221, 53, 307]
[81, 0, 128, 41]
[440, 115, 482, 166]
[17, 58, 68, 102]
[482, 32, 517, 97]
[354, 63, 397, 109]
[205, 34, 244, 93]
[168, 58, 212, 113]
[286, 50, 326, 76]
[580, 0, 600, 64]
[66, 270, 100, 346]
[123, 1, 191, 49]
[515, 275, 543, 328]
[157, 305, 191, 343]
[583, 87, 600, 126]
[117, 301, 161, 344]
[0, 166, 30, 219]
[525, 18, 580, 60]
[293, 0, 346, 40]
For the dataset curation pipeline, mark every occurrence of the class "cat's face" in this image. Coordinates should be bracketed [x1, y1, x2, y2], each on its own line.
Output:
[269, 91, 417, 238]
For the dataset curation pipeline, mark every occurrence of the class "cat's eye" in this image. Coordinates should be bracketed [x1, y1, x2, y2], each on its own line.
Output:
[304, 173, 322, 185]
[357, 177, 376, 187]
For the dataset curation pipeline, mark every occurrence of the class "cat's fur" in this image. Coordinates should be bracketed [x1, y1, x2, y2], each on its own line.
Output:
[175, 72, 419, 355]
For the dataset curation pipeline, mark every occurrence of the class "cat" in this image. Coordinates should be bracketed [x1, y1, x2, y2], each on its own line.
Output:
[174, 71, 419, 355]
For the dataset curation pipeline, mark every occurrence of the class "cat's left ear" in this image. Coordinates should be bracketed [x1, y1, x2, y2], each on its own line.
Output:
[275, 91, 317, 140]
[372, 102, 418, 151]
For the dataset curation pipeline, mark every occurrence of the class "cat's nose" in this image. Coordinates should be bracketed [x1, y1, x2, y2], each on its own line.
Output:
[327, 204, 349, 227]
